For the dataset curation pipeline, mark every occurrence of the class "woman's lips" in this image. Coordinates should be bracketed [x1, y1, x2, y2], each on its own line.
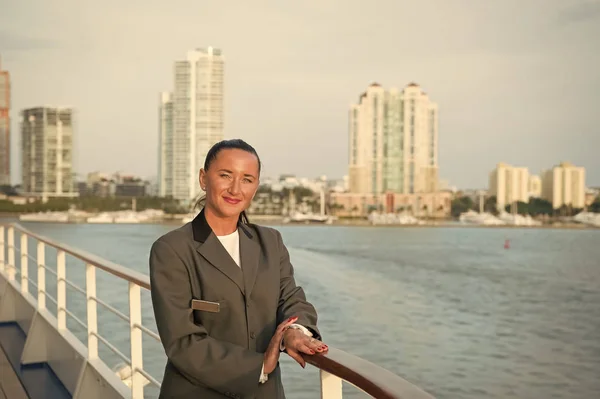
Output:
[223, 196, 241, 205]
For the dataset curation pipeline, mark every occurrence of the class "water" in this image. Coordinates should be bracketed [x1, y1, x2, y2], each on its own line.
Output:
[10, 221, 600, 398]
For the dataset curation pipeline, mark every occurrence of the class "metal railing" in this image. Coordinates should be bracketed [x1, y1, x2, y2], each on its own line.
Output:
[0, 222, 435, 399]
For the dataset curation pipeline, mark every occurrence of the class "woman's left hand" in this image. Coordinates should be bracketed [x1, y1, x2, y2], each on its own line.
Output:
[282, 328, 328, 368]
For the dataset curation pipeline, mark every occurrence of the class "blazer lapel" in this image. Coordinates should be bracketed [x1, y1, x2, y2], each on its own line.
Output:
[239, 224, 260, 299]
[192, 209, 245, 295]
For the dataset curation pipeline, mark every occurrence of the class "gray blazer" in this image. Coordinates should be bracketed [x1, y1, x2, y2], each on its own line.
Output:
[149, 209, 320, 399]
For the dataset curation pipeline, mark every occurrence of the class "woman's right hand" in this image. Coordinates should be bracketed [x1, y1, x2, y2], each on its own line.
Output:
[263, 316, 298, 374]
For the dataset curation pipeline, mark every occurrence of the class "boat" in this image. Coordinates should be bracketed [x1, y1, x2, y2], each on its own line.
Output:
[283, 211, 334, 224]
[87, 212, 115, 223]
[572, 211, 600, 227]
[181, 211, 198, 224]
[19, 211, 70, 223]
[496, 211, 542, 226]
[368, 212, 424, 225]
[113, 211, 141, 224]
[459, 210, 506, 225]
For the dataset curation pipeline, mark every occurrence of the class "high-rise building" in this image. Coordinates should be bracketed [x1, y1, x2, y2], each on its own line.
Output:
[158, 92, 173, 197]
[541, 162, 586, 209]
[0, 57, 10, 185]
[20, 107, 77, 198]
[158, 47, 225, 201]
[488, 162, 530, 210]
[348, 82, 438, 195]
[529, 175, 542, 198]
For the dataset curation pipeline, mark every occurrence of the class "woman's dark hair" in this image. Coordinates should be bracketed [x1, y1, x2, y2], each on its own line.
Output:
[194, 139, 261, 224]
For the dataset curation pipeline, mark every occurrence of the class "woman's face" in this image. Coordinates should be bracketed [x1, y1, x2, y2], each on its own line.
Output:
[199, 148, 260, 219]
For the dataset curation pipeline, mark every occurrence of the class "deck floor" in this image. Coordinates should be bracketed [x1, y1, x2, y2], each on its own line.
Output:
[0, 338, 28, 399]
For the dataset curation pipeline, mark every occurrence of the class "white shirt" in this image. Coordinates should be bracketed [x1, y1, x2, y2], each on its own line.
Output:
[216, 229, 312, 384]
[216, 229, 241, 267]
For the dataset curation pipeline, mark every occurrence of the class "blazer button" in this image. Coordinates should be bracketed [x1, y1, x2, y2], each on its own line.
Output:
[250, 332, 256, 339]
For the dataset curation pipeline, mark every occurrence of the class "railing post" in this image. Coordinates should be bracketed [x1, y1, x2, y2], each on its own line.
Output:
[320, 370, 343, 399]
[20, 233, 28, 294]
[37, 242, 46, 309]
[86, 263, 98, 359]
[0, 226, 5, 272]
[57, 249, 66, 330]
[129, 282, 144, 398]
[7, 226, 14, 281]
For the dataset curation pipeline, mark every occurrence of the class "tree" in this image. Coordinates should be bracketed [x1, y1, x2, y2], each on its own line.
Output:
[504, 201, 529, 215]
[0, 185, 18, 196]
[556, 203, 582, 217]
[256, 185, 271, 194]
[328, 203, 344, 215]
[451, 196, 476, 218]
[0, 195, 186, 214]
[589, 196, 600, 213]
[484, 196, 498, 215]
[528, 197, 553, 216]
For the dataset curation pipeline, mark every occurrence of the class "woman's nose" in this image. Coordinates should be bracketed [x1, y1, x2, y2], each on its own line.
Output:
[228, 179, 241, 194]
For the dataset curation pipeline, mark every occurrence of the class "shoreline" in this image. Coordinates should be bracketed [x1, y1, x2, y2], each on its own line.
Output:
[254, 220, 597, 230]
[2, 214, 597, 230]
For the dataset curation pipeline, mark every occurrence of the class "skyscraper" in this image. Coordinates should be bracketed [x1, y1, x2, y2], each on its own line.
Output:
[489, 162, 530, 210]
[348, 83, 438, 195]
[0, 58, 10, 185]
[541, 162, 586, 209]
[158, 47, 225, 202]
[158, 92, 173, 198]
[20, 107, 77, 198]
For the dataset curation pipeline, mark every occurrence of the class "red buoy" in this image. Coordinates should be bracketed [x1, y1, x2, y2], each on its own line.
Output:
[504, 239, 510, 249]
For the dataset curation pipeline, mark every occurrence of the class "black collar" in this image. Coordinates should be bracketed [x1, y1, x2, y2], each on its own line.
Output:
[192, 208, 254, 243]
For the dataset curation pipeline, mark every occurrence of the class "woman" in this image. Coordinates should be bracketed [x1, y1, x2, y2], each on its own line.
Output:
[149, 139, 327, 398]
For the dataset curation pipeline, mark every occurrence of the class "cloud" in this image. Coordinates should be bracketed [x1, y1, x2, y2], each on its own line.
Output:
[2, 0, 599, 188]
[0, 30, 60, 52]
[554, 1, 600, 26]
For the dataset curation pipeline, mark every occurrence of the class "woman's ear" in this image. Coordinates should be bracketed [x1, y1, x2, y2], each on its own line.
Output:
[199, 168, 206, 191]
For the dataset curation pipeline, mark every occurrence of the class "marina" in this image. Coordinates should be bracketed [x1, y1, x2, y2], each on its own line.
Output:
[14, 208, 600, 229]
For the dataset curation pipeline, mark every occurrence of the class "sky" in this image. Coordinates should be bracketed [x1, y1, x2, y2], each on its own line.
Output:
[1, 0, 599, 189]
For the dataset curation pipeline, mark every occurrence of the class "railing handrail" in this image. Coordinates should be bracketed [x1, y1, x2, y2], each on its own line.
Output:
[7, 222, 150, 289]
[303, 348, 434, 399]
[1, 222, 436, 398]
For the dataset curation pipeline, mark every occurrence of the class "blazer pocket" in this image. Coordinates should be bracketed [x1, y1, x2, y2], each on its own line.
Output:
[191, 299, 224, 313]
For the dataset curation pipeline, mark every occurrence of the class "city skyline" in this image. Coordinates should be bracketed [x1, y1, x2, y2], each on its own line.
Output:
[1, 1, 599, 188]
